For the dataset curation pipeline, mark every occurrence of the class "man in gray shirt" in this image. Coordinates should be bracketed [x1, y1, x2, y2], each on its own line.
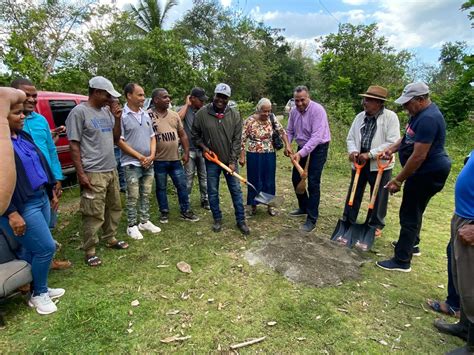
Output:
[177, 87, 209, 210]
[66, 76, 129, 267]
[117, 83, 160, 240]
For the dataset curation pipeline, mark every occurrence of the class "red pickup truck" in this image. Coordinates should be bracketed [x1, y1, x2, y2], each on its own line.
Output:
[35, 91, 88, 175]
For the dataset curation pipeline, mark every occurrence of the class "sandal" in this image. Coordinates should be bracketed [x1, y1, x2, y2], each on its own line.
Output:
[106, 240, 129, 250]
[427, 299, 460, 318]
[267, 206, 277, 216]
[85, 255, 102, 267]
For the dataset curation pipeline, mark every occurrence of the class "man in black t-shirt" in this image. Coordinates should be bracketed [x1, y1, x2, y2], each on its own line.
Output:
[376, 82, 451, 272]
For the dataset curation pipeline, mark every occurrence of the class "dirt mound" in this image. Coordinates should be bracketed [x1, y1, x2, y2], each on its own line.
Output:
[245, 230, 371, 287]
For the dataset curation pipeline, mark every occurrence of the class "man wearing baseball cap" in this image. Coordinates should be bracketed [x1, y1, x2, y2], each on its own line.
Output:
[177, 87, 210, 210]
[66, 76, 129, 267]
[376, 82, 451, 272]
[192, 83, 249, 235]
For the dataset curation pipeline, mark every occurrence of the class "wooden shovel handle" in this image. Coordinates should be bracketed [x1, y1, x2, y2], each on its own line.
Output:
[290, 156, 305, 176]
[368, 154, 391, 209]
[348, 160, 366, 207]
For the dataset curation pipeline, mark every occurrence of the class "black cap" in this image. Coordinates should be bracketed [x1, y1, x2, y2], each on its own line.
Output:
[190, 87, 208, 101]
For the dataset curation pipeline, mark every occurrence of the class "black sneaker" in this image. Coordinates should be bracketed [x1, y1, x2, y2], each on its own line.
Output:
[391, 241, 421, 256]
[376, 258, 411, 272]
[289, 208, 306, 217]
[212, 219, 222, 233]
[181, 210, 200, 222]
[159, 212, 169, 224]
[237, 221, 250, 235]
[201, 200, 210, 210]
[300, 220, 315, 232]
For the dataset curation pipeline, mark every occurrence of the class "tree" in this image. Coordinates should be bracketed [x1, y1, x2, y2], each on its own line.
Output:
[129, 0, 178, 33]
[0, 0, 96, 85]
[314, 23, 411, 118]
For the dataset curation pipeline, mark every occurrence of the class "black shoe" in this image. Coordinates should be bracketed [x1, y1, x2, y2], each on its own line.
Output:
[237, 221, 250, 235]
[159, 212, 169, 224]
[391, 240, 421, 256]
[212, 219, 222, 233]
[434, 316, 469, 341]
[447, 321, 474, 354]
[181, 210, 200, 222]
[289, 208, 306, 217]
[300, 220, 315, 232]
[201, 200, 210, 210]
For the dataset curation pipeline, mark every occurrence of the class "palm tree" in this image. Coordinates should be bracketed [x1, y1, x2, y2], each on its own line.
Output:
[129, 0, 178, 33]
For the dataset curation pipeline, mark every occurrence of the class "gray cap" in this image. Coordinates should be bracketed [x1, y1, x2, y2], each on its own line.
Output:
[214, 83, 231, 97]
[394, 82, 429, 105]
[89, 76, 121, 98]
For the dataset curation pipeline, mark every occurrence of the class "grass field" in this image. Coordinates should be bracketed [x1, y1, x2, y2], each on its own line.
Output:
[0, 117, 472, 353]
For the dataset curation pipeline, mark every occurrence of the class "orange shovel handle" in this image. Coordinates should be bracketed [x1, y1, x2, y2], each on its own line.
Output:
[348, 160, 366, 206]
[368, 154, 392, 209]
[204, 151, 247, 183]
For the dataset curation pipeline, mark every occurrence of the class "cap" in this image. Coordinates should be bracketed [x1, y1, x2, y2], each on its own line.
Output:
[89, 76, 121, 98]
[214, 83, 231, 97]
[190, 87, 208, 101]
[394, 82, 429, 105]
[358, 85, 388, 101]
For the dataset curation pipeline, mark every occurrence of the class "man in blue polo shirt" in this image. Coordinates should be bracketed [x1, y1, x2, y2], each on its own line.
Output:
[11, 78, 71, 270]
[376, 82, 451, 272]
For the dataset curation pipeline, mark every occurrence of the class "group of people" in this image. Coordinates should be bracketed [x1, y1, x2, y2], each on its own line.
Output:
[0, 76, 472, 353]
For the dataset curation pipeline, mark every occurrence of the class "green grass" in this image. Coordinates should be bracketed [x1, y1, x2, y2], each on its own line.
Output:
[1, 118, 472, 353]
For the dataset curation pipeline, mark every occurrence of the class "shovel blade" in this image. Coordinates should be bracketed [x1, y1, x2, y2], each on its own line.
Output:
[331, 219, 353, 247]
[347, 223, 376, 252]
[254, 192, 282, 207]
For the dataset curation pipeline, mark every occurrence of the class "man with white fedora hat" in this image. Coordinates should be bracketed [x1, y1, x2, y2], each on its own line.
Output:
[344, 85, 400, 238]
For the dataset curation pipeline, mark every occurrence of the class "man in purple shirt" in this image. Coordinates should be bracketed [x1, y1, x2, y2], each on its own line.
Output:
[285, 86, 331, 232]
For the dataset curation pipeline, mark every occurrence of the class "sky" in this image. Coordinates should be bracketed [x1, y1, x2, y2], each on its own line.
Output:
[113, 0, 473, 64]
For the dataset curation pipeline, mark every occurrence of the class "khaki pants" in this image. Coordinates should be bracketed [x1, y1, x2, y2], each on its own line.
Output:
[80, 170, 122, 255]
[451, 214, 474, 323]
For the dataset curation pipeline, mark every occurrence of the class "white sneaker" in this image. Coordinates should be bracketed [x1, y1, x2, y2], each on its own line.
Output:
[138, 221, 161, 234]
[28, 293, 58, 315]
[127, 225, 144, 240]
[48, 287, 65, 300]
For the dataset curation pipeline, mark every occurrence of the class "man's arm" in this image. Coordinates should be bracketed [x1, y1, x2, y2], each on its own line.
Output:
[230, 111, 243, 164]
[178, 128, 190, 164]
[297, 106, 330, 159]
[44, 120, 64, 182]
[395, 142, 431, 182]
[191, 113, 209, 152]
[69, 140, 92, 190]
[117, 139, 146, 162]
[0, 88, 25, 214]
[177, 96, 191, 120]
[346, 115, 360, 162]
[459, 224, 474, 246]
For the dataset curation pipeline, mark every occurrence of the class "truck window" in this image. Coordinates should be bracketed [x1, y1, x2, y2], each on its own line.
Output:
[49, 100, 77, 127]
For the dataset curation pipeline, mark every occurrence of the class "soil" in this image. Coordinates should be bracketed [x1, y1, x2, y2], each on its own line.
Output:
[245, 230, 371, 287]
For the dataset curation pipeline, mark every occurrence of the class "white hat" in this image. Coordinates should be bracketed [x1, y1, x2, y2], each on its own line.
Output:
[394, 82, 429, 105]
[89, 76, 121, 98]
[214, 83, 231, 97]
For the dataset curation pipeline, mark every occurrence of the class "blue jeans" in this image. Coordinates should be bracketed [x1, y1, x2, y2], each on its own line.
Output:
[205, 161, 245, 223]
[114, 146, 127, 191]
[0, 190, 56, 296]
[125, 165, 154, 226]
[292, 143, 329, 225]
[154, 160, 190, 213]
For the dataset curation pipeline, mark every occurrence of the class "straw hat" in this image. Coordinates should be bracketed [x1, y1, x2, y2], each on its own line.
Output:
[358, 85, 388, 101]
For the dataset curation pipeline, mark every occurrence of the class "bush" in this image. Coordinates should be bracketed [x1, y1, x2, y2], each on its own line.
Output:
[236, 100, 255, 119]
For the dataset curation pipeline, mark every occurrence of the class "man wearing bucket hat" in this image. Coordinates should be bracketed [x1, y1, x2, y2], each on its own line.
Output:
[344, 85, 400, 237]
[376, 82, 451, 272]
[66, 76, 129, 267]
[192, 83, 249, 235]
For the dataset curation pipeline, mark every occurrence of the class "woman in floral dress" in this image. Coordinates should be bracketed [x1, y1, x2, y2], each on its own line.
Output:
[239, 98, 290, 216]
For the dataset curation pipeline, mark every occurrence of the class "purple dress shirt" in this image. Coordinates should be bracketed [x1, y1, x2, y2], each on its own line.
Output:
[286, 100, 331, 157]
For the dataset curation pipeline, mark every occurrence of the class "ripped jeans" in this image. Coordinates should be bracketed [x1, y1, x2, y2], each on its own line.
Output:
[124, 164, 154, 226]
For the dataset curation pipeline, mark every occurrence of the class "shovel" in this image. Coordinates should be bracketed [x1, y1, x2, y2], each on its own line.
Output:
[331, 159, 366, 248]
[204, 151, 280, 207]
[290, 155, 309, 194]
[349, 155, 391, 251]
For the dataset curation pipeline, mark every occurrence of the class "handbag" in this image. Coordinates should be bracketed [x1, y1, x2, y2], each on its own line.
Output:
[269, 114, 284, 150]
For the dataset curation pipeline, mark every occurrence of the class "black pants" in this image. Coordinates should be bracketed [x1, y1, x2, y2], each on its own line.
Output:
[292, 143, 329, 224]
[342, 164, 391, 229]
[394, 167, 450, 263]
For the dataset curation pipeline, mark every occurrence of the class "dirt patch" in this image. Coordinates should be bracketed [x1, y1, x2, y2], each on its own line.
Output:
[245, 230, 371, 287]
